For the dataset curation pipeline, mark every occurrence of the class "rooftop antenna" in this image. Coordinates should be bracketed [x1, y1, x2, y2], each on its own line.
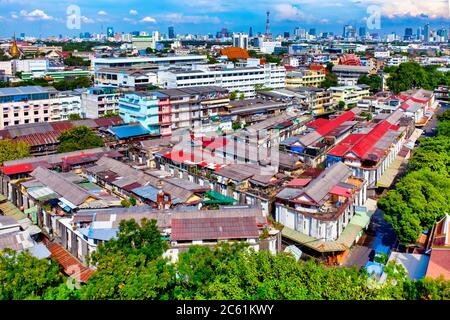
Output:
[265, 11, 271, 38]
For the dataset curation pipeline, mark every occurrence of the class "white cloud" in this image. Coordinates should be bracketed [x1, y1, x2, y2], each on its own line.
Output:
[97, 10, 107, 16]
[353, 0, 450, 19]
[129, 9, 138, 16]
[159, 13, 221, 24]
[140, 16, 157, 23]
[81, 16, 95, 24]
[20, 9, 54, 21]
[10, 12, 18, 19]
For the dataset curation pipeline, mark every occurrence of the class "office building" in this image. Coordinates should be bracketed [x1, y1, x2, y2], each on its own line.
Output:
[157, 64, 286, 98]
[233, 33, 249, 50]
[81, 87, 121, 119]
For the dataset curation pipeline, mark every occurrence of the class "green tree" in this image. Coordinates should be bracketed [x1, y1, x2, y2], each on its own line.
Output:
[63, 56, 91, 67]
[0, 140, 31, 166]
[337, 100, 346, 110]
[68, 113, 82, 121]
[81, 218, 174, 299]
[321, 72, 338, 88]
[101, 111, 119, 118]
[229, 91, 238, 100]
[358, 74, 382, 92]
[232, 121, 242, 131]
[0, 249, 65, 299]
[53, 76, 91, 91]
[239, 93, 245, 100]
[57, 126, 104, 153]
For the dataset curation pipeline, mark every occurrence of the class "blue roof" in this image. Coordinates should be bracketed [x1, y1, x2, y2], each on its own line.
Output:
[132, 185, 183, 204]
[108, 123, 150, 139]
[79, 227, 119, 241]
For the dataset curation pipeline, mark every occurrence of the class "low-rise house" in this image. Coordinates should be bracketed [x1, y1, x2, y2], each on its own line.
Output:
[326, 110, 407, 188]
[275, 162, 369, 263]
[425, 214, 450, 281]
[94, 67, 158, 90]
[281, 108, 361, 167]
[330, 85, 371, 106]
[56, 205, 275, 264]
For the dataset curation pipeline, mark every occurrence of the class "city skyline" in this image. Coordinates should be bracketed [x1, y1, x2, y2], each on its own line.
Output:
[0, 0, 449, 37]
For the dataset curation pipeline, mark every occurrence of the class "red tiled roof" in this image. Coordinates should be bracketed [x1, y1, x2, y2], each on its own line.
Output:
[0, 163, 34, 175]
[220, 47, 250, 60]
[14, 131, 60, 147]
[339, 54, 361, 66]
[315, 110, 357, 136]
[47, 242, 94, 283]
[330, 185, 352, 197]
[426, 249, 450, 281]
[306, 118, 329, 129]
[94, 116, 124, 127]
[171, 216, 259, 241]
[287, 178, 312, 188]
[201, 137, 228, 150]
[327, 134, 366, 157]
[351, 121, 396, 158]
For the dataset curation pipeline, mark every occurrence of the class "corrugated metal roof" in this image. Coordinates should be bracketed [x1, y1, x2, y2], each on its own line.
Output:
[171, 216, 259, 241]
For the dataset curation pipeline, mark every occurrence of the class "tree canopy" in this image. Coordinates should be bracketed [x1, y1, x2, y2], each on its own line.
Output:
[57, 125, 104, 153]
[379, 110, 450, 245]
[0, 140, 31, 166]
[386, 62, 450, 94]
[358, 74, 382, 92]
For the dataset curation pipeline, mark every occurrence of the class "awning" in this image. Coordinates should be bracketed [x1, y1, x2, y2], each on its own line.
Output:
[202, 190, 237, 204]
[58, 197, 77, 210]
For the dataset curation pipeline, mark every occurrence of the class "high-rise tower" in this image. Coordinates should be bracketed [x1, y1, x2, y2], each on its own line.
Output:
[265, 11, 271, 38]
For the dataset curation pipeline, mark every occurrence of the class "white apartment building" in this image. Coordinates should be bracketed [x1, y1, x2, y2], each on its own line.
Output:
[13, 59, 49, 76]
[0, 86, 81, 129]
[259, 40, 282, 54]
[332, 65, 372, 86]
[387, 55, 409, 66]
[330, 85, 371, 106]
[233, 33, 249, 49]
[81, 87, 121, 119]
[91, 55, 208, 71]
[94, 67, 158, 89]
[157, 64, 286, 98]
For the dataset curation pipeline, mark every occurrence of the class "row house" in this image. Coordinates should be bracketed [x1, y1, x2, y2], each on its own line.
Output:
[280, 108, 361, 167]
[275, 162, 368, 263]
[0, 147, 122, 204]
[56, 205, 276, 265]
[326, 109, 406, 188]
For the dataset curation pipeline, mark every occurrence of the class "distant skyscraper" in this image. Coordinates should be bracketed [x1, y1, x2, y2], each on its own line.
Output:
[168, 26, 175, 39]
[233, 33, 249, 49]
[358, 26, 366, 38]
[131, 31, 140, 36]
[404, 28, 413, 40]
[249, 27, 253, 37]
[106, 27, 114, 38]
[309, 28, 316, 36]
[20, 33, 25, 39]
[424, 23, 430, 42]
[284, 32, 290, 39]
[343, 25, 356, 39]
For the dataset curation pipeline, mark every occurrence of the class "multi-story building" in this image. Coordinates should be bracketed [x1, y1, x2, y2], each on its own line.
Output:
[0, 86, 82, 129]
[91, 55, 208, 71]
[81, 87, 121, 119]
[326, 110, 406, 187]
[119, 86, 230, 136]
[94, 67, 158, 89]
[232, 33, 249, 49]
[332, 65, 372, 86]
[158, 64, 286, 98]
[285, 69, 326, 88]
[275, 162, 368, 262]
[386, 55, 409, 67]
[13, 59, 49, 76]
[330, 85, 371, 106]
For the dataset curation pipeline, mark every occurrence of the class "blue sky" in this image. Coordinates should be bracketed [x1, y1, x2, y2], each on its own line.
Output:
[0, 0, 449, 37]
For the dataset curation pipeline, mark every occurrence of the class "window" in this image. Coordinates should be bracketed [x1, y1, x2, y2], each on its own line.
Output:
[24, 112, 28, 116]
[34, 111, 39, 115]
[14, 113, 19, 117]
[14, 120, 19, 125]
[44, 117, 49, 121]
[44, 110, 48, 114]
[3, 122, 8, 127]
[24, 119, 29, 124]
[3, 114, 8, 118]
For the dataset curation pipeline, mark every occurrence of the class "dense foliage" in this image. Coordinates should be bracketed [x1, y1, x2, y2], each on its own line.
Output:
[358, 74, 382, 92]
[57, 125, 104, 153]
[0, 249, 65, 299]
[379, 109, 450, 245]
[63, 56, 90, 67]
[1, 219, 448, 300]
[0, 140, 31, 166]
[386, 62, 450, 94]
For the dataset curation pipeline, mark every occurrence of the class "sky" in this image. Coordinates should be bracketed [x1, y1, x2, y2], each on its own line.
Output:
[0, 0, 449, 38]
